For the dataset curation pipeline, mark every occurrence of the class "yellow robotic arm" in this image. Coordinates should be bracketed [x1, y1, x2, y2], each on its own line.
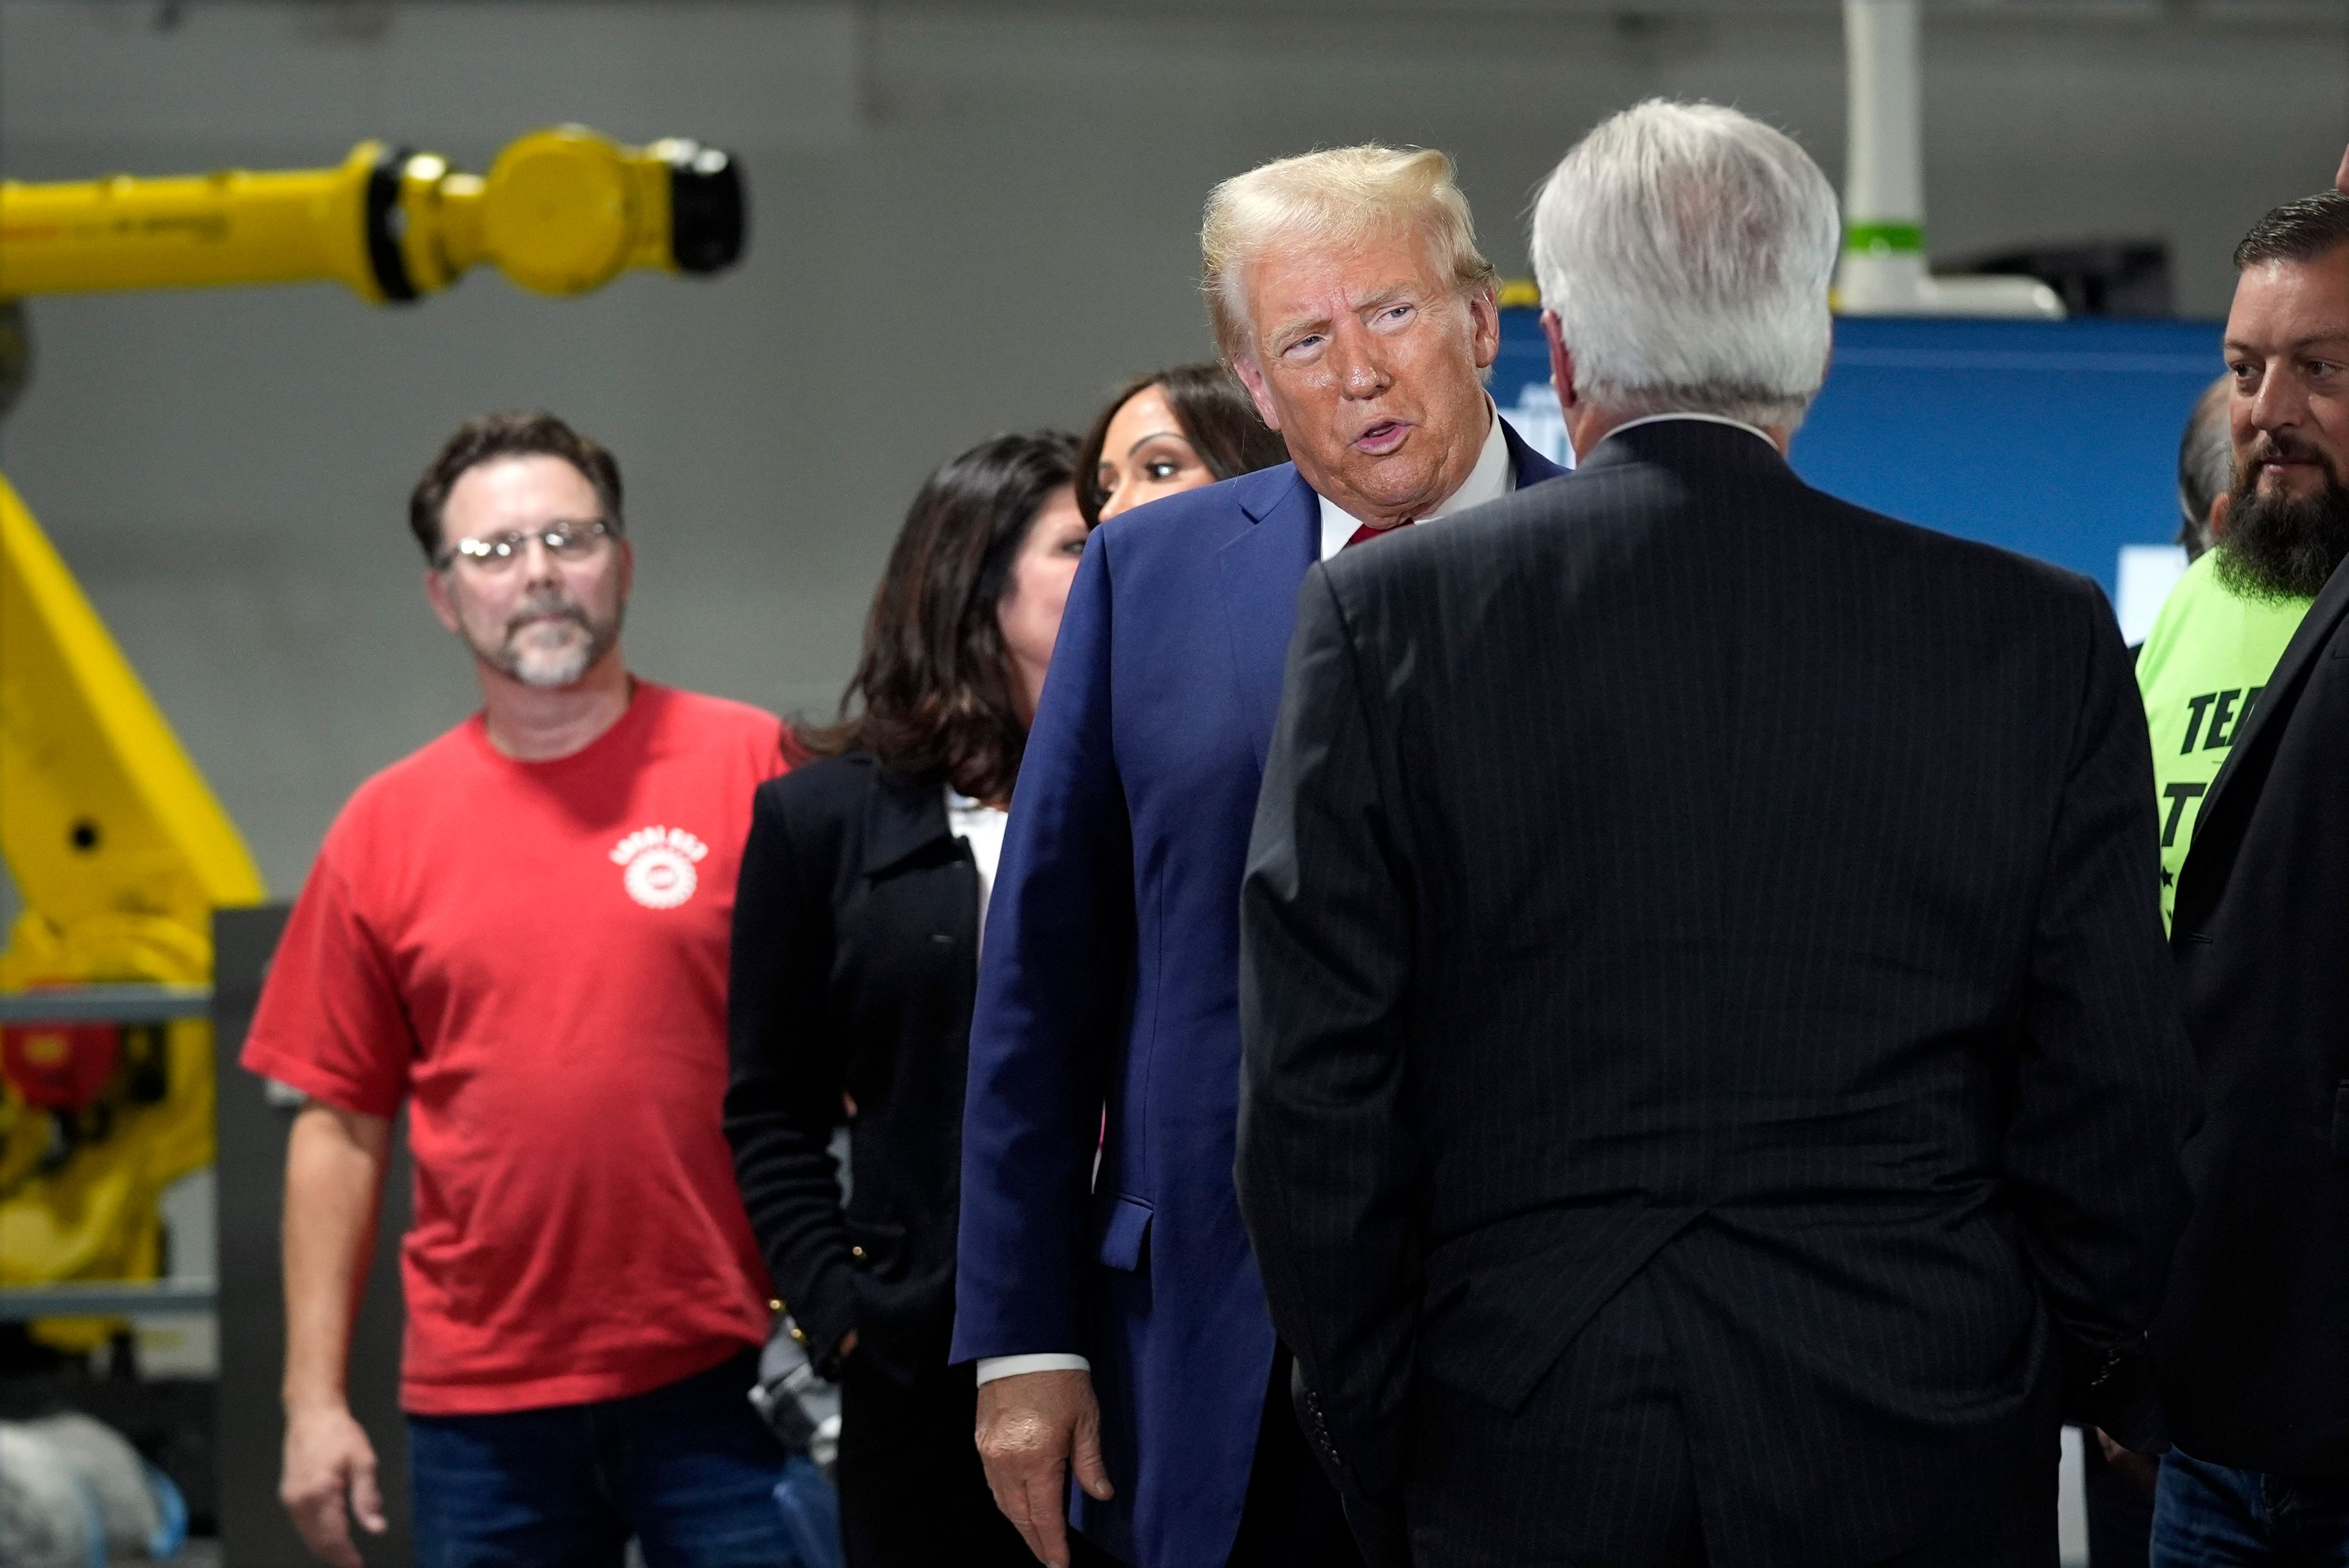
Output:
[1, 125, 744, 302]
[0, 470, 258, 1314]
[0, 125, 742, 1344]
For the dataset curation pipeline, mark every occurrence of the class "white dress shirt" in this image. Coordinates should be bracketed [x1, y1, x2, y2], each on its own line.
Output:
[1315, 396, 1515, 560]
[944, 787, 1008, 953]
[976, 403, 1520, 1391]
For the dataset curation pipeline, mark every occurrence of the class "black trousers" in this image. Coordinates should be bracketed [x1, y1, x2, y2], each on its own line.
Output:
[835, 1356, 1033, 1568]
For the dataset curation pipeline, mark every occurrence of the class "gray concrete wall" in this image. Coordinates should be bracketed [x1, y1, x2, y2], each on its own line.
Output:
[4, 0, 2345, 897]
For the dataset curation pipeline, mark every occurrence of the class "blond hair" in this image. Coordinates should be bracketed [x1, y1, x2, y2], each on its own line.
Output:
[1201, 145, 1497, 366]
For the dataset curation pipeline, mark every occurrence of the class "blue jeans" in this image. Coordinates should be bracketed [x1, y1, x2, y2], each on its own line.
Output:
[409, 1348, 838, 1568]
[2152, 1448, 2349, 1566]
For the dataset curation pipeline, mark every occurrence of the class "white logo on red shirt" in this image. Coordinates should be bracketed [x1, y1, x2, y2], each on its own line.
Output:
[610, 825, 710, 910]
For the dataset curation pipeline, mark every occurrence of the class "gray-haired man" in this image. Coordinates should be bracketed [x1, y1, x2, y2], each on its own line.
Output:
[1236, 99, 2196, 1567]
[2178, 374, 2234, 561]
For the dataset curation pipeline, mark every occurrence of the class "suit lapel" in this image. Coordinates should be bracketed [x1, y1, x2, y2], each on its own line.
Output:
[862, 766, 956, 876]
[1212, 425, 1564, 777]
[1216, 465, 1321, 775]
[861, 765, 979, 975]
[2178, 550, 2349, 923]
[1501, 415, 1572, 488]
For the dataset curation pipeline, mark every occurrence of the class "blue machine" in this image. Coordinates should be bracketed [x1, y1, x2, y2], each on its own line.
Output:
[1493, 309, 2224, 619]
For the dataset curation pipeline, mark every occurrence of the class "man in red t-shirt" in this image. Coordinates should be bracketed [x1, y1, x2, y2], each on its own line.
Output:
[243, 413, 806, 1568]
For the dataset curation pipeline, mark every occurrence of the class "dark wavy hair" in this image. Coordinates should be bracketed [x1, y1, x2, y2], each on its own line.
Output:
[2234, 189, 2349, 271]
[1074, 362, 1288, 527]
[800, 431, 1081, 802]
[409, 411, 623, 560]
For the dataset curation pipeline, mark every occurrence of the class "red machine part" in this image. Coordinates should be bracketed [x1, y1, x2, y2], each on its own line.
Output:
[2, 1020, 119, 1111]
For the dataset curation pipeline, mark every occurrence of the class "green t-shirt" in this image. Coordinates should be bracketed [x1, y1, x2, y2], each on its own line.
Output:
[2135, 549, 2314, 931]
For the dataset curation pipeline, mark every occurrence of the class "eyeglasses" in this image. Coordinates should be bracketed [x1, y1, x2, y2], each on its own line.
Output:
[434, 520, 617, 573]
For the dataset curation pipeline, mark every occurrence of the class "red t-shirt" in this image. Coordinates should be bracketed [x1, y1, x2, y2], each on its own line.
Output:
[242, 682, 789, 1415]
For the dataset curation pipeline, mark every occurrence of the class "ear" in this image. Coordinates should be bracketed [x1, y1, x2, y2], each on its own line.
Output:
[2208, 489, 2234, 543]
[1468, 286, 1501, 371]
[1229, 353, 1283, 432]
[1540, 309, 1578, 413]
[423, 566, 462, 635]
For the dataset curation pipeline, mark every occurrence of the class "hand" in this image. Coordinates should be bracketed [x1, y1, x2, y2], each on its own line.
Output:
[2334, 142, 2347, 194]
[974, 1369, 1113, 1568]
[281, 1403, 387, 1568]
[2095, 1426, 2161, 1493]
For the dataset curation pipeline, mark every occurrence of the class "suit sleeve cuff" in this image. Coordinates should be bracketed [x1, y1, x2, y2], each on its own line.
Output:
[779, 1267, 859, 1380]
[975, 1353, 1091, 1385]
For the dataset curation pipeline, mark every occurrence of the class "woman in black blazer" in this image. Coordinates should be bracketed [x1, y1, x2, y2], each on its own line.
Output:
[725, 432, 1085, 1567]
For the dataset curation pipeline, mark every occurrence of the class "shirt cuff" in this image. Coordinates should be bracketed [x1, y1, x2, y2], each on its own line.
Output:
[975, 1353, 1092, 1385]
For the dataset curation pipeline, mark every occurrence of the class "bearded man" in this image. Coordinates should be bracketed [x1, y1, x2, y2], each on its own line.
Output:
[242, 413, 804, 1568]
[2134, 276, 2349, 934]
[2134, 190, 2349, 1562]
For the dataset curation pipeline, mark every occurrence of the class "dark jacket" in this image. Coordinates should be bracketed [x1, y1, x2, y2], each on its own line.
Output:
[1236, 419, 2199, 1567]
[2158, 547, 2349, 1476]
[726, 751, 979, 1386]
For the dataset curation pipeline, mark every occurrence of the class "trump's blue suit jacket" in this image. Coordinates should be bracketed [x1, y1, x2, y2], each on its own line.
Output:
[952, 423, 1565, 1567]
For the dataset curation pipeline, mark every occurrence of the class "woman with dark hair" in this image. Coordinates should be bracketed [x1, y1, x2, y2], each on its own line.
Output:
[725, 432, 1085, 1567]
[1076, 360, 1288, 526]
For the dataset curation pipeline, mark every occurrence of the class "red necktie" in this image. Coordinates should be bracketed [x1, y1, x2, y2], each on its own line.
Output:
[1345, 517, 1414, 549]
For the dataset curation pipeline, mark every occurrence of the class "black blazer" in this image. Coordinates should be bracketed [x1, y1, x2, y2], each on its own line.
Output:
[725, 751, 980, 1386]
[2158, 548, 2349, 1476]
[1235, 420, 2199, 1565]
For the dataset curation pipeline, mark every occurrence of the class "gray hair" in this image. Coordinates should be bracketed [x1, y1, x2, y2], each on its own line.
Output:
[1530, 100, 1840, 429]
[2177, 374, 2233, 561]
[1202, 145, 1497, 368]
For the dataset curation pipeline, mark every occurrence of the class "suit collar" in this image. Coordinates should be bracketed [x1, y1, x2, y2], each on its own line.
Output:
[2178, 547, 2349, 918]
[1234, 460, 1307, 525]
[1211, 417, 1571, 778]
[862, 764, 956, 876]
[1573, 413, 1791, 478]
[1607, 410, 1780, 451]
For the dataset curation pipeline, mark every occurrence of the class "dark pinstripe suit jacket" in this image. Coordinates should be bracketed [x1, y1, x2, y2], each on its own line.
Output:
[1234, 418, 2199, 1564]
